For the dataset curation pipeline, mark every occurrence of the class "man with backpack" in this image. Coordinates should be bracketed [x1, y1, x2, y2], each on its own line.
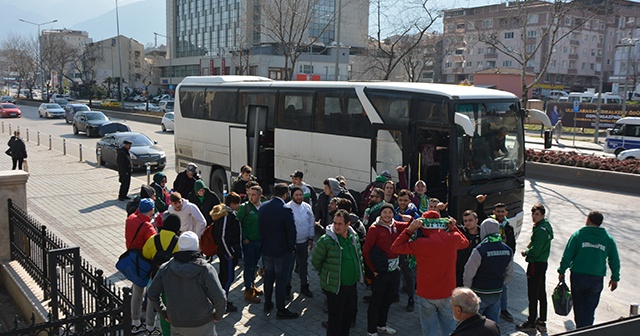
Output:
[142, 213, 181, 335]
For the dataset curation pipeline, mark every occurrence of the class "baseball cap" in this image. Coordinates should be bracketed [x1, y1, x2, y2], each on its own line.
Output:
[186, 163, 198, 174]
[123, 139, 133, 145]
[138, 198, 155, 213]
[290, 170, 304, 178]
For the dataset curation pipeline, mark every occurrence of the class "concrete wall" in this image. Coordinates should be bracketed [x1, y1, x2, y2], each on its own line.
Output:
[0, 170, 29, 261]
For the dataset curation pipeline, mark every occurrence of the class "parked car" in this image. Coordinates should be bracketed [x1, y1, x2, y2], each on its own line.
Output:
[49, 93, 66, 103]
[132, 95, 145, 102]
[98, 122, 131, 137]
[547, 90, 569, 101]
[605, 117, 640, 155]
[101, 99, 121, 108]
[38, 103, 65, 118]
[152, 94, 172, 104]
[72, 111, 110, 137]
[96, 132, 166, 171]
[64, 103, 91, 124]
[159, 100, 174, 112]
[161, 112, 174, 132]
[133, 103, 160, 112]
[0, 103, 21, 118]
[617, 148, 640, 160]
[1, 96, 16, 103]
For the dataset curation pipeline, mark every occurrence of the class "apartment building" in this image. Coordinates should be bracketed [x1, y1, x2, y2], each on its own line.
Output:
[160, 0, 369, 85]
[40, 29, 92, 87]
[441, 0, 629, 95]
[93, 35, 146, 91]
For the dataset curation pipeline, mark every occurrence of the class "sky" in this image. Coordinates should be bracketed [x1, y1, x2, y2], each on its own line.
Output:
[0, 0, 507, 47]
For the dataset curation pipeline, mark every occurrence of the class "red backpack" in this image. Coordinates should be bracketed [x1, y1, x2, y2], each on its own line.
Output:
[199, 224, 218, 257]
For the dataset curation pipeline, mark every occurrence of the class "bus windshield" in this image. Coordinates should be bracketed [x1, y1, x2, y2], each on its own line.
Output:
[455, 101, 524, 181]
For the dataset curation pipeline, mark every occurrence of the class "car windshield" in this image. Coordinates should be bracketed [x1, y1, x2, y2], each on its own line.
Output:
[55, 99, 67, 103]
[2, 104, 17, 109]
[86, 112, 108, 121]
[46, 104, 61, 109]
[166, 113, 174, 120]
[74, 105, 90, 112]
[122, 134, 153, 147]
[455, 101, 525, 181]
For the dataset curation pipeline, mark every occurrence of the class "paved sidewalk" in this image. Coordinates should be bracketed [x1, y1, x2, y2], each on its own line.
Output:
[0, 131, 541, 336]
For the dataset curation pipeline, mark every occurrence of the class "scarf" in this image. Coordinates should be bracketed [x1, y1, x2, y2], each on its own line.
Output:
[363, 200, 385, 226]
[480, 232, 503, 244]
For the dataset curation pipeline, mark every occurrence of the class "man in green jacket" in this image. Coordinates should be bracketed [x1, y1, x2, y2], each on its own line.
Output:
[312, 209, 364, 336]
[558, 211, 620, 328]
[517, 204, 554, 333]
[237, 185, 264, 303]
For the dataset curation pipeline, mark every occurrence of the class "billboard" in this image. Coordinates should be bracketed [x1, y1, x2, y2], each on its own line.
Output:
[545, 102, 640, 129]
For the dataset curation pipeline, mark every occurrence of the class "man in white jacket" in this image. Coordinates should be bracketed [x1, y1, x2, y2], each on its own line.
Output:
[286, 186, 315, 298]
[168, 192, 207, 237]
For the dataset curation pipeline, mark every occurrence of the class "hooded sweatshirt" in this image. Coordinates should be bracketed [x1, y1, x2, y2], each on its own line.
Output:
[211, 204, 242, 258]
[524, 218, 554, 263]
[558, 225, 620, 281]
[148, 251, 226, 327]
[463, 219, 514, 294]
[152, 172, 170, 212]
[187, 180, 221, 225]
[168, 199, 207, 237]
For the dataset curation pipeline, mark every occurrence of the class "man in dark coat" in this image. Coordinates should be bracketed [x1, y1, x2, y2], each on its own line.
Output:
[7, 130, 27, 170]
[173, 162, 200, 197]
[450, 287, 500, 336]
[258, 183, 298, 319]
[188, 180, 221, 225]
[117, 139, 133, 201]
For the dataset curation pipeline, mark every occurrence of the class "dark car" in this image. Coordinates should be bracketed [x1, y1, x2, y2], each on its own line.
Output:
[64, 103, 90, 124]
[1, 96, 16, 103]
[96, 132, 166, 171]
[72, 111, 110, 137]
[98, 121, 131, 137]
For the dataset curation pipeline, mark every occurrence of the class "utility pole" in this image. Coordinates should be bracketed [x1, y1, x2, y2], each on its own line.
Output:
[19, 18, 58, 100]
[115, 0, 124, 106]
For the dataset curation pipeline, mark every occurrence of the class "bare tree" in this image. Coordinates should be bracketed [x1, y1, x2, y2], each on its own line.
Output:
[398, 33, 443, 82]
[258, 0, 334, 80]
[0, 34, 38, 98]
[361, 0, 439, 80]
[474, 0, 600, 103]
[71, 42, 103, 105]
[40, 35, 80, 94]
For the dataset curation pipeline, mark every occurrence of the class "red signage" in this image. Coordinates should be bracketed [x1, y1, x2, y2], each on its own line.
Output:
[221, 59, 226, 75]
[209, 60, 214, 75]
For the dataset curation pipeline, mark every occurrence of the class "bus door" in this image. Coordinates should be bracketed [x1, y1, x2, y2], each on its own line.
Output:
[373, 127, 404, 187]
[409, 124, 450, 203]
[246, 105, 275, 189]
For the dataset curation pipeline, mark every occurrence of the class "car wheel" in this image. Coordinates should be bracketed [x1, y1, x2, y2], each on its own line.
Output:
[39, 111, 42, 118]
[65, 117, 69, 124]
[614, 148, 625, 156]
[96, 151, 106, 166]
[625, 156, 636, 160]
[162, 123, 166, 132]
[86, 127, 92, 137]
[210, 169, 227, 200]
[73, 124, 79, 135]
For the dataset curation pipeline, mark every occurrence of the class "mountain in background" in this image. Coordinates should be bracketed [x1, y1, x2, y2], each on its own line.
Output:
[1, 0, 165, 47]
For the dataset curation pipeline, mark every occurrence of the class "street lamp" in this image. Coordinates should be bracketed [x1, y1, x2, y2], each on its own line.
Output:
[618, 37, 639, 115]
[115, 0, 124, 106]
[18, 18, 57, 100]
[154, 32, 172, 89]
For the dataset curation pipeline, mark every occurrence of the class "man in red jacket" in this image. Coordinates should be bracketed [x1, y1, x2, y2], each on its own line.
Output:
[125, 198, 158, 334]
[391, 210, 469, 336]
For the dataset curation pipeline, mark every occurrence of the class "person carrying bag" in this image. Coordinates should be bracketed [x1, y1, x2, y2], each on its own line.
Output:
[116, 221, 153, 287]
[552, 281, 573, 316]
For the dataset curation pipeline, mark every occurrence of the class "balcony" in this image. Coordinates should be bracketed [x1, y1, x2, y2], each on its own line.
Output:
[569, 54, 579, 60]
[568, 69, 578, 74]
[570, 40, 580, 46]
[484, 53, 498, 59]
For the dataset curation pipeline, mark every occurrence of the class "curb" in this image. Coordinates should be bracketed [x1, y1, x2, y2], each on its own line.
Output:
[526, 161, 640, 195]
[17, 99, 162, 125]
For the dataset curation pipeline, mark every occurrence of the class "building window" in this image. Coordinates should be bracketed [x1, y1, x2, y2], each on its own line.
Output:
[504, 32, 514, 39]
[528, 14, 538, 24]
[486, 60, 496, 68]
[527, 30, 538, 38]
[456, 23, 465, 29]
[482, 19, 493, 28]
[582, 62, 586, 70]
[455, 48, 464, 55]
[590, 63, 595, 70]
[445, 62, 452, 68]
[486, 47, 496, 54]
[526, 45, 535, 53]
[478, 47, 484, 54]
[502, 60, 513, 67]
[562, 60, 567, 68]
[565, 17, 571, 25]
[551, 60, 556, 67]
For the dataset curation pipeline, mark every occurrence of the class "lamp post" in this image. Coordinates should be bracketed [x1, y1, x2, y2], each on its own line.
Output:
[333, 0, 342, 81]
[18, 18, 57, 101]
[115, 0, 124, 106]
[619, 37, 639, 115]
[154, 32, 172, 89]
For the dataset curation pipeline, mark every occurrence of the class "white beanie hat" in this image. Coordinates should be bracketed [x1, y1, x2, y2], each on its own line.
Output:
[178, 231, 200, 251]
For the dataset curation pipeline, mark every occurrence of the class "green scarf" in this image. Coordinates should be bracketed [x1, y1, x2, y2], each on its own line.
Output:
[363, 200, 385, 226]
[480, 232, 503, 244]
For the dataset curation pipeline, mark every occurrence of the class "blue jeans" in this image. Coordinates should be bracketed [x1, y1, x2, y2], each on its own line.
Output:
[417, 296, 456, 336]
[243, 241, 262, 290]
[500, 283, 508, 310]
[263, 253, 294, 310]
[477, 293, 501, 323]
[571, 272, 604, 328]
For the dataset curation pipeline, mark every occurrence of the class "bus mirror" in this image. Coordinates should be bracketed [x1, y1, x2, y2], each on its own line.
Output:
[527, 109, 552, 129]
[454, 112, 474, 137]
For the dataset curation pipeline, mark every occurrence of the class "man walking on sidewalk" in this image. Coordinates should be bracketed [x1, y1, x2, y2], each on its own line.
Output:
[558, 211, 620, 328]
[117, 139, 133, 201]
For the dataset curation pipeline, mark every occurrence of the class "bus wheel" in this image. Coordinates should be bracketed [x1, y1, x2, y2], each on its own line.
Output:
[614, 148, 625, 156]
[210, 169, 227, 200]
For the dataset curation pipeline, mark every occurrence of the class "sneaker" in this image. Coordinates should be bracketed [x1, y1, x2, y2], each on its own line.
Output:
[377, 325, 397, 334]
[500, 310, 514, 322]
[536, 320, 547, 332]
[145, 328, 162, 336]
[226, 301, 238, 313]
[516, 321, 536, 331]
[244, 289, 261, 303]
[367, 333, 379, 336]
[253, 286, 263, 296]
[131, 324, 146, 334]
[300, 285, 314, 298]
[276, 309, 299, 319]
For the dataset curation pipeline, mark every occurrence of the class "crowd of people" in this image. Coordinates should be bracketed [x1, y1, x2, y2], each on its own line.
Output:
[121, 163, 621, 336]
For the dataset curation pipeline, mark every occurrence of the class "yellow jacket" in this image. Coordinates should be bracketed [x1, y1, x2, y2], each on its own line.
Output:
[142, 230, 180, 260]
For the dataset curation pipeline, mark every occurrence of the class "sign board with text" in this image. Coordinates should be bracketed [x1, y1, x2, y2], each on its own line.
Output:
[545, 103, 640, 129]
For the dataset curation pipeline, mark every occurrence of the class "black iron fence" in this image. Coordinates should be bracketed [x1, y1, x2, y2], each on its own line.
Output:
[7, 198, 132, 335]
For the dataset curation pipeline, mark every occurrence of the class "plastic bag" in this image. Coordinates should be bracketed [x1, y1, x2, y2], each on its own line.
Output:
[552, 281, 573, 316]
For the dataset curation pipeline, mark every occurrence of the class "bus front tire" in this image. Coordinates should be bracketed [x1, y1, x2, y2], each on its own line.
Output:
[210, 169, 227, 200]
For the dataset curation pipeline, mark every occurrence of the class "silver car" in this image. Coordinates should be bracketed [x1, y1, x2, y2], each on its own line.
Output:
[38, 103, 65, 118]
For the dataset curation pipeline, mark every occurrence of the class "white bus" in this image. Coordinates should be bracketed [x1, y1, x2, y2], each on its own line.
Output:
[174, 76, 547, 237]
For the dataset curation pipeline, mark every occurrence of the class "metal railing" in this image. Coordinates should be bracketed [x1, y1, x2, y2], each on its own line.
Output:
[7, 199, 132, 335]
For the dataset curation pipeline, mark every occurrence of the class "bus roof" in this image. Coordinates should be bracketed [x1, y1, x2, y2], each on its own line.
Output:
[179, 76, 518, 100]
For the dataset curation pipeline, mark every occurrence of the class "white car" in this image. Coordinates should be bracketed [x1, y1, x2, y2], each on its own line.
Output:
[133, 103, 160, 112]
[38, 103, 65, 118]
[617, 148, 640, 160]
[161, 112, 174, 132]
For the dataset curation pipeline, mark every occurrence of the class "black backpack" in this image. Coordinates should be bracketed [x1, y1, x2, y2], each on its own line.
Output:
[151, 234, 178, 274]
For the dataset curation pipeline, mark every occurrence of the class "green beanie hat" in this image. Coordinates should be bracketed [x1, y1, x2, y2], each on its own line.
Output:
[194, 179, 206, 192]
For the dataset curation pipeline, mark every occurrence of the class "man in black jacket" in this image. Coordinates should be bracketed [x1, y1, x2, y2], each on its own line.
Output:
[173, 162, 200, 197]
[188, 180, 221, 225]
[476, 194, 516, 322]
[117, 140, 133, 201]
[450, 287, 500, 336]
[8, 130, 27, 170]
